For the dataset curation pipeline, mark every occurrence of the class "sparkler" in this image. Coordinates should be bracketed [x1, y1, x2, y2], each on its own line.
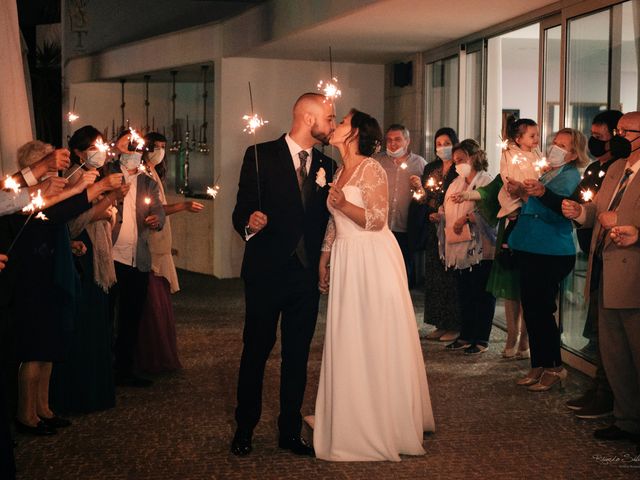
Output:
[245, 82, 266, 211]
[497, 137, 509, 151]
[400, 162, 408, 170]
[67, 97, 79, 123]
[144, 197, 151, 206]
[4, 176, 20, 194]
[412, 190, 424, 201]
[207, 175, 221, 199]
[534, 157, 548, 172]
[580, 189, 594, 202]
[316, 47, 341, 178]
[128, 128, 145, 151]
[6, 190, 46, 256]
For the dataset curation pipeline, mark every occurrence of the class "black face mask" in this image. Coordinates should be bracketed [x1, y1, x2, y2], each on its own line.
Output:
[609, 134, 640, 160]
[588, 136, 607, 157]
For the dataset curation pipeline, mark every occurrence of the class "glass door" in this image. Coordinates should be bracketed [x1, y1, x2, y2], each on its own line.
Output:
[424, 55, 459, 160]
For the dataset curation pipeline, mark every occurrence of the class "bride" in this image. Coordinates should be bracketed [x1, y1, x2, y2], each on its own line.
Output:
[314, 109, 435, 461]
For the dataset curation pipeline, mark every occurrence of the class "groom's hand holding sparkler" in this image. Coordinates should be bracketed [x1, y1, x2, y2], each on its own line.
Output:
[247, 211, 268, 234]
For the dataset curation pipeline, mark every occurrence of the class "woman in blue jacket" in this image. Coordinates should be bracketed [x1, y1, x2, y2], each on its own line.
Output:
[508, 128, 588, 391]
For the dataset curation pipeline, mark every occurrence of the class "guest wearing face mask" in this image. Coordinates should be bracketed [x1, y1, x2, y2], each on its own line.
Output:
[409, 127, 461, 342]
[108, 130, 165, 387]
[375, 124, 426, 289]
[134, 132, 203, 374]
[50, 126, 129, 413]
[439, 140, 496, 354]
[506, 128, 588, 391]
[524, 111, 622, 416]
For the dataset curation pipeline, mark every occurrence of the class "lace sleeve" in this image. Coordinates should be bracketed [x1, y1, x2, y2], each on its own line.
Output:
[321, 215, 336, 252]
[358, 159, 388, 231]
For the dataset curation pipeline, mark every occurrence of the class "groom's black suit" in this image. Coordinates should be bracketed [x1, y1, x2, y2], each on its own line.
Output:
[232, 134, 334, 437]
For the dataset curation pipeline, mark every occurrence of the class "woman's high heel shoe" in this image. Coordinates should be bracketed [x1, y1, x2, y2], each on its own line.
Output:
[528, 368, 567, 392]
[502, 345, 518, 358]
[516, 368, 543, 386]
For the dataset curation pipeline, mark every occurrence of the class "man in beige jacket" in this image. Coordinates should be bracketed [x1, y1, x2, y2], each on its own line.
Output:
[562, 111, 640, 446]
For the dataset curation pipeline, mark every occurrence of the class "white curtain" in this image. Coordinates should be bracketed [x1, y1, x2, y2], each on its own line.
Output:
[0, 0, 34, 175]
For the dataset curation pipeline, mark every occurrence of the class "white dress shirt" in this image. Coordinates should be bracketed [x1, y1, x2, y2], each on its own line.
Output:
[112, 166, 139, 267]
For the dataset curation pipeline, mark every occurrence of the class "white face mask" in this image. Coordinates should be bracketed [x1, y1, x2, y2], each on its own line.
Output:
[147, 148, 165, 166]
[120, 152, 143, 170]
[455, 162, 472, 178]
[386, 146, 407, 158]
[85, 149, 107, 168]
[547, 145, 568, 167]
[436, 146, 453, 160]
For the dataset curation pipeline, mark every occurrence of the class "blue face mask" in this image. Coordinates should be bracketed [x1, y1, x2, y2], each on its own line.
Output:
[436, 146, 452, 160]
[120, 152, 142, 170]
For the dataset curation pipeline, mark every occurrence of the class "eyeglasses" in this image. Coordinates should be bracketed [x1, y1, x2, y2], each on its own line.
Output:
[613, 128, 640, 137]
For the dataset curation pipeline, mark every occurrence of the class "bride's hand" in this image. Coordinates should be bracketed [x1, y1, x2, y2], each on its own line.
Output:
[318, 252, 331, 294]
[328, 183, 346, 210]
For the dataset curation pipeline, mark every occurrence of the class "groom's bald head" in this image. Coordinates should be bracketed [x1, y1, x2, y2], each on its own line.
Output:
[290, 93, 335, 147]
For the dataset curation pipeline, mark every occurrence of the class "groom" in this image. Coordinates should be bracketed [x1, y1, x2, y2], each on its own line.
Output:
[231, 92, 336, 456]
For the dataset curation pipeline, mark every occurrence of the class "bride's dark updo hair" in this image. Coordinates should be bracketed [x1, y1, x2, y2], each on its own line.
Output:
[345, 108, 382, 157]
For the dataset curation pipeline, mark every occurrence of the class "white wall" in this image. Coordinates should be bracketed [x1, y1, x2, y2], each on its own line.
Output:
[215, 57, 384, 278]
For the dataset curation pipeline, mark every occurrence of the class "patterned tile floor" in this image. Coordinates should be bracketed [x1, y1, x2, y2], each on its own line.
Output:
[13, 271, 640, 479]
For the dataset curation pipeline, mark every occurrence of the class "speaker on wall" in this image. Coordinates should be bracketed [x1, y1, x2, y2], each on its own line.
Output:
[393, 61, 412, 87]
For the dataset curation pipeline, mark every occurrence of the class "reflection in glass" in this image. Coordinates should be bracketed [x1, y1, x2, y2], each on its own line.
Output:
[486, 24, 540, 176]
[542, 25, 561, 152]
[425, 56, 458, 159]
[464, 50, 483, 143]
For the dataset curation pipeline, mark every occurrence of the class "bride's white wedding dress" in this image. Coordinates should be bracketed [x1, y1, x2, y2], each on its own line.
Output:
[314, 158, 435, 462]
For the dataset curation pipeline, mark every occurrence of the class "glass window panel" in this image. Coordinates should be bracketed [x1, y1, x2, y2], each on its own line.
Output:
[618, 0, 639, 112]
[542, 25, 561, 152]
[464, 50, 483, 143]
[562, 9, 611, 360]
[565, 9, 610, 138]
[486, 24, 540, 176]
[424, 56, 458, 160]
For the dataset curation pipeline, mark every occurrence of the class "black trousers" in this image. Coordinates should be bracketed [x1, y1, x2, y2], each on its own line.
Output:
[516, 251, 575, 368]
[0, 372, 15, 480]
[235, 256, 319, 437]
[111, 262, 149, 376]
[393, 231, 414, 288]
[456, 260, 496, 346]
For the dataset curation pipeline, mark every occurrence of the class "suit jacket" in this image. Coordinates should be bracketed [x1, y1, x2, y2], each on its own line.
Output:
[107, 162, 166, 272]
[232, 134, 335, 281]
[583, 160, 640, 308]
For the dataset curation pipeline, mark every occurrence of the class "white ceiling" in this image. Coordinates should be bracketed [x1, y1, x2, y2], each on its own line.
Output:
[242, 0, 560, 63]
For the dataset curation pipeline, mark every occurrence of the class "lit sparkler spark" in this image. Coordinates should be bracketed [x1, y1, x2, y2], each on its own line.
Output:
[35, 212, 48, 221]
[242, 114, 268, 134]
[207, 185, 220, 199]
[400, 162, 408, 170]
[67, 112, 80, 123]
[498, 137, 509, 151]
[4, 176, 20, 194]
[138, 164, 148, 174]
[580, 189, 594, 202]
[598, 170, 605, 178]
[426, 177, 436, 189]
[128, 128, 145, 150]
[144, 197, 151, 205]
[95, 139, 109, 152]
[534, 157, 549, 171]
[317, 78, 342, 101]
[412, 190, 424, 201]
[511, 154, 523, 165]
[22, 189, 45, 213]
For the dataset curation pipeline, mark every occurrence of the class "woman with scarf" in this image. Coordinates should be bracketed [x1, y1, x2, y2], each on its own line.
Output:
[437, 139, 496, 355]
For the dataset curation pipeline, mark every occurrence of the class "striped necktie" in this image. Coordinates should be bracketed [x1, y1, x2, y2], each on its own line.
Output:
[594, 167, 634, 256]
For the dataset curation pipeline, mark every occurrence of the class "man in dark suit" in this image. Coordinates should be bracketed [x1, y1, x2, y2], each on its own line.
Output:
[231, 92, 335, 456]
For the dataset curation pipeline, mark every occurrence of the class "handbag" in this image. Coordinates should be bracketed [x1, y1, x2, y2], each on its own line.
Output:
[445, 223, 472, 243]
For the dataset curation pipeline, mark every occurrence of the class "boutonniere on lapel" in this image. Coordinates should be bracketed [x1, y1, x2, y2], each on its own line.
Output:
[316, 167, 327, 189]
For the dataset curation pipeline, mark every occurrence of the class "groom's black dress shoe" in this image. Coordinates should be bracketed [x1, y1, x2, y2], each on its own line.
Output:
[594, 425, 640, 442]
[231, 429, 253, 456]
[278, 435, 314, 456]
